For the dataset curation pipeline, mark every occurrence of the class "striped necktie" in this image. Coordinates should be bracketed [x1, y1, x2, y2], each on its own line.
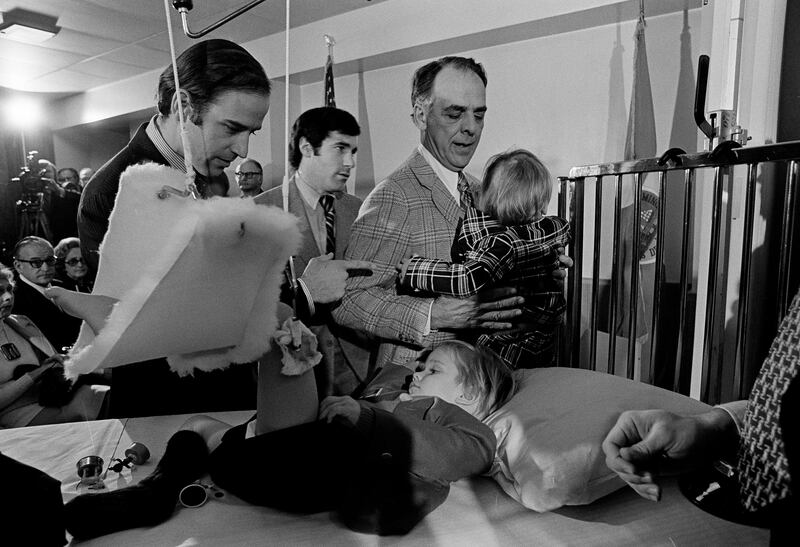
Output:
[738, 289, 800, 511]
[318, 194, 336, 254]
[457, 172, 473, 209]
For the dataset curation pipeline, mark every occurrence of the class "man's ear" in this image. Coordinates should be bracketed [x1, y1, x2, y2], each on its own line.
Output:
[299, 137, 315, 159]
[411, 102, 428, 131]
[171, 90, 198, 124]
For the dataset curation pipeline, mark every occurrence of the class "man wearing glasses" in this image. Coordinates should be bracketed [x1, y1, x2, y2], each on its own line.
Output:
[235, 158, 263, 198]
[11, 236, 81, 351]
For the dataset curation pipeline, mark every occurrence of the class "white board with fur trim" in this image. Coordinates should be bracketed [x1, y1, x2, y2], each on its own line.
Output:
[64, 163, 300, 379]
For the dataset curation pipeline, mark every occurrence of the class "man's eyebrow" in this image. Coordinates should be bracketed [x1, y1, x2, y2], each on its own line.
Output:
[225, 119, 261, 131]
[333, 140, 355, 149]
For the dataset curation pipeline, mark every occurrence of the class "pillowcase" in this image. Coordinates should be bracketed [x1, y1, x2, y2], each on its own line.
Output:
[484, 367, 710, 512]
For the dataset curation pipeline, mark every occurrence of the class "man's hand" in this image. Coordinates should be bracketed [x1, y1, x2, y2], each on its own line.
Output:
[601, 408, 736, 502]
[430, 287, 524, 330]
[300, 253, 379, 305]
[319, 395, 361, 425]
[551, 246, 573, 280]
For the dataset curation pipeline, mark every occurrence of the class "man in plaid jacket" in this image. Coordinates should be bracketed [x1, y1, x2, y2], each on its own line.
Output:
[333, 57, 529, 370]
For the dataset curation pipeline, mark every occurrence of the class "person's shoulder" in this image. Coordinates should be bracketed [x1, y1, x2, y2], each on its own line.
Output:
[6, 314, 42, 336]
[253, 185, 282, 206]
[339, 192, 362, 207]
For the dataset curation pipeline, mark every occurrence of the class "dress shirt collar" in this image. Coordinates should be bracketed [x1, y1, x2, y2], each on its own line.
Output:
[294, 170, 336, 210]
[145, 115, 187, 173]
[18, 274, 50, 295]
[417, 143, 461, 203]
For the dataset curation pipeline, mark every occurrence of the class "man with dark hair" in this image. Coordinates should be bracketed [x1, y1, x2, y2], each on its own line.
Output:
[334, 56, 529, 370]
[255, 107, 376, 396]
[78, 38, 271, 274]
[235, 158, 263, 198]
[75, 39, 271, 417]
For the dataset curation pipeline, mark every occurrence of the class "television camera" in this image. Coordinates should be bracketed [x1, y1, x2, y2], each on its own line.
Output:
[10, 150, 53, 240]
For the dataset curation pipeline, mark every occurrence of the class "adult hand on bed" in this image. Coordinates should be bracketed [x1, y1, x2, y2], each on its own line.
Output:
[602, 408, 737, 502]
[319, 395, 361, 425]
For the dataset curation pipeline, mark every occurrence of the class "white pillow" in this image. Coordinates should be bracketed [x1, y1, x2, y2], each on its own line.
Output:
[484, 367, 710, 512]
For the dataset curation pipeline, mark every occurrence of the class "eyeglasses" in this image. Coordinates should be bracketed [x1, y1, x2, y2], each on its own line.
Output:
[235, 171, 262, 179]
[16, 256, 56, 269]
[65, 257, 85, 266]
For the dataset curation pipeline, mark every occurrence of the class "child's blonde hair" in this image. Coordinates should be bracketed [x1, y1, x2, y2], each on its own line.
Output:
[477, 149, 553, 225]
[424, 340, 516, 419]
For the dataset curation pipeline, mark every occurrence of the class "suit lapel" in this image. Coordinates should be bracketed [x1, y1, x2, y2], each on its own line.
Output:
[288, 178, 325, 268]
[407, 150, 461, 225]
[334, 196, 357, 258]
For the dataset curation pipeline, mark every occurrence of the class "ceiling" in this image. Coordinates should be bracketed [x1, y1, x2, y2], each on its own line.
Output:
[0, 0, 385, 96]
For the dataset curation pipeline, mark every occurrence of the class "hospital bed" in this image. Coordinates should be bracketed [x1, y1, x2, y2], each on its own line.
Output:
[0, 411, 769, 546]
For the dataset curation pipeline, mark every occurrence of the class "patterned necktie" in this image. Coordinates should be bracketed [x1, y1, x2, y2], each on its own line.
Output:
[738, 289, 800, 511]
[318, 194, 336, 254]
[457, 172, 473, 209]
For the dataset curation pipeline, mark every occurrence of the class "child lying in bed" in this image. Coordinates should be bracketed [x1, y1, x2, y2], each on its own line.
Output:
[397, 149, 570, 369]
[64, 321, 516, 538]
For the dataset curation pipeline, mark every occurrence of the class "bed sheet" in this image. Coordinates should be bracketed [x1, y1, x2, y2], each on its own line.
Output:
[0, 412, 769, 546]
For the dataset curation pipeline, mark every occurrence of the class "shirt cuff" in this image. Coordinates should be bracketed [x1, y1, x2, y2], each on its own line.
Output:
[297, 278, 315, 318]
[714, 400, 748, 436]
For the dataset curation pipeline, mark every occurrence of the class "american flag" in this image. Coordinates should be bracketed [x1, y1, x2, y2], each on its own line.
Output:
[324, 50, 336, 107]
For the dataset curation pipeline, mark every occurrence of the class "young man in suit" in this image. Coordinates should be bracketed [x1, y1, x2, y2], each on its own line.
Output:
[76, 39, 271, 417]
[78, 38, 271, 276]
[334, 57, 536, 369]
[255, 107, 376, 396]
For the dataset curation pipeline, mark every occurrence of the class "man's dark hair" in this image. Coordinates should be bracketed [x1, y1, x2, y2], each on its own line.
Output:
[411, 56, 487, 109]
[289, 107, 360, 170]
[157, 39, 270, 120]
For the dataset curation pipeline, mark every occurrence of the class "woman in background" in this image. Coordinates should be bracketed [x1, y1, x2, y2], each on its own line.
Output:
[54, 237, 93, 293]
[0, 264, 105, 428]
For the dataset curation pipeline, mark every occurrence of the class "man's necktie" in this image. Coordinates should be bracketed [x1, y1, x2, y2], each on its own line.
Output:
[738, 289, 800, 511]
[457, 172, 473, 209]
[319, 194, 336, 254]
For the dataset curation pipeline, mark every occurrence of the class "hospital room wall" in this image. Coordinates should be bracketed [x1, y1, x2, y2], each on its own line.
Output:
[296, 7, 703, 285]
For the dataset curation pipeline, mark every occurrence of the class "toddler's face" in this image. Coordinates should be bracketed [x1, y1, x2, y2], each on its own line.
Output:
[408, 346, 465, 404]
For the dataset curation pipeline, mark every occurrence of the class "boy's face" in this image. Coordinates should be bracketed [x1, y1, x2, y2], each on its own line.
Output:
[409, 346, 467, 404]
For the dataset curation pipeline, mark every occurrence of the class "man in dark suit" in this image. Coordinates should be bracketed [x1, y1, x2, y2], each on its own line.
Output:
[75, 39, 271, 417]
[256, 107, 377, 396]
[11, 236, 81, 352]
[78, 39, 270, 275]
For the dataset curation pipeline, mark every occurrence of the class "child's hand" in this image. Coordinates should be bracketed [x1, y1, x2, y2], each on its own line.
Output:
[396, 256, 415, 283]
[319, 395, 361, 425]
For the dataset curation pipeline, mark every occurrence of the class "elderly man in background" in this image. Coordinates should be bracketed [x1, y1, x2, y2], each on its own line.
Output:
[11, 236, 81, 352]
[235, 158, 264, 198]
[334, 57, 537, 369]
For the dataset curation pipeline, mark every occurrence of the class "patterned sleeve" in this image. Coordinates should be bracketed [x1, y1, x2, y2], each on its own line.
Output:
[400, 232, 515, 297]
[332, 181, 436, 346]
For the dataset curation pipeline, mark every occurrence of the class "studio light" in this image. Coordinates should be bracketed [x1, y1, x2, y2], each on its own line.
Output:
[0, 8, 60, 44]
